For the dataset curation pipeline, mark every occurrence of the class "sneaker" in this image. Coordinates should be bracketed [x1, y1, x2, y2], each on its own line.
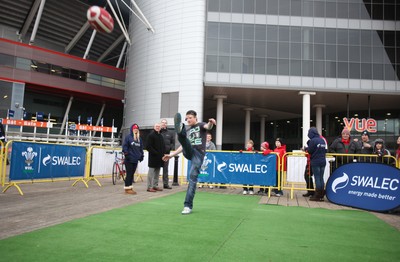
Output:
[147, 188, 157, 192]
[275, 190, 283, 197]
[198, 184, 203, 188]
[209, 185, 214, 189]
[249, 190, 254, 195]
[174, 113, 183, 133]
[153, 187, 163, 191]
[242, 190, 248, 195]
[181, 207, 192, 215]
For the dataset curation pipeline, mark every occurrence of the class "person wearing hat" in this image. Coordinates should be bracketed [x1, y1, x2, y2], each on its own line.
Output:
[257, 141, 273, 195]
[354, 130, 374, 160]
[329, 127, 357, 170]
[122, 123, 144, 194]
[373, 138, 391, 163]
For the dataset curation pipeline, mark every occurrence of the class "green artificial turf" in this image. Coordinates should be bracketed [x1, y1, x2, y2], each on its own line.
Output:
[1, 192, 399, 262]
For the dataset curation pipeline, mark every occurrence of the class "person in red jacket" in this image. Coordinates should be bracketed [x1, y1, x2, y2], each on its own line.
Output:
[273, 138, 286, 196]
[257, 141, 273, 195]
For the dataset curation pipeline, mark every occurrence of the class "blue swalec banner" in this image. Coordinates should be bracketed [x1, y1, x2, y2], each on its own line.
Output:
[10, 141, 86, 180]
[326, 163, 400, 212]
[193, 151, 277, 185]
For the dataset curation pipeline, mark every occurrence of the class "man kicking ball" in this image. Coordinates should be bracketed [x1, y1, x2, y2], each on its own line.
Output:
[163, 110, 216, 215]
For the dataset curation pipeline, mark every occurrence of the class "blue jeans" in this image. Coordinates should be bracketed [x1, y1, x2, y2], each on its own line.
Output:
[311, 164, 326, 191]
[177, 132, 204, 209]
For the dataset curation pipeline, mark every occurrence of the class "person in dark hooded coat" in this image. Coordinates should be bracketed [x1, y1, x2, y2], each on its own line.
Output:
[306, 127, 327, 201]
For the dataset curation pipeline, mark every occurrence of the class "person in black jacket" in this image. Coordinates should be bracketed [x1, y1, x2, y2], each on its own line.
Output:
[146, 123, 166, 192]
[160, 119, 175, 189]
[122, 123, 144, 194]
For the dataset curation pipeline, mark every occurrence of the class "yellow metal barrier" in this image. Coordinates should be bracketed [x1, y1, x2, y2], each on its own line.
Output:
[282, 152, 399, 199]
[0, 140, 4, 187]
[2, 140, 89, 195]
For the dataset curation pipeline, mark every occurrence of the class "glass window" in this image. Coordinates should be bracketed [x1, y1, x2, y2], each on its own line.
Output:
[267, 0, 279, 15]
[207, 38, 218, 55]
[349, 46, 360, 62]
[255, 25, 266, 41]
[267, 25, 278, 41]
[290, 43, 301, 59]
[373, 64, 384, 80]
[255, 0, 266, 14]
[372, 47, 384, 63]
[326, 44, 336, 61]
[290, 27, 301, 43]
[255, 41, 266, 57]
[291, 0, 301, 16]
[279, 42, 290, 59]
[231, 24, 243, 39]
[231, 56, 242, 73]
[337, 45, 348, 61]
[219, 39, 231, 55]
[279, 26, 290, 42]
[313, 1, 325, 18]
[348, 30, 361, 46]
[337, 2, 348, 18]
[337, 62, 348, 78]
[314, 44, 325, 60]
[314, 61, 325, 77]
[279, 0, 290, 16]
[325, 2, 337, 18]
[267, 42, 278, 58]
[243, 24, 255, 40]
[279, 59, 289, 75]
[325, 62, 337, 78]
[219, 23, 231, 38]
[220, 0, 231, 12]
[219, 56, 230, 73]
[302, 0, 313, 17]
[372, 31, 383, 46]
[243, 0, 255, 14]
[337, 29, 348, 45]
[314, 28, 324, 44]
[302, 27, 313, 43]
[266, 58, 278, 74]
[383, 31, 395, 47]
[325, 28, 336, 45]
[348, 3, 360, 19]
[302, 60, 313, 76]
[243, 40, 254, 57]
[232, 0, 243, 13]
[361, 63, 372, 79]
[0, 53, 15, 67]
[290, 60, 301, 76]
[242, 57, 254, 73]
[384, 4, 396, 21]
[208, 0, 219, 12]
[15, 57, 30, 70]
[360, 46, 372, 63]
[208, 22, 219, 38]
[372, 3, 384, 20]
[302, 43, 313, 60]
[349, 63, 360, 79]
[231, 40, 243, 55]
[384, 64, 396, 80]
[87, 73, 101, 85]
[206, 55, 218, 72]
[255, 58, 266, 74]
[361, 31, 372, 46]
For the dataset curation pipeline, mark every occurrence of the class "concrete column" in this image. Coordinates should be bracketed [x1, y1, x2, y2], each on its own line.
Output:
[243, 108, 253, 147]
[299, 91, 316, 147]
[214, 95, 227, 150]
[259, 115, 268, 144]
[313, 104, 326, 135]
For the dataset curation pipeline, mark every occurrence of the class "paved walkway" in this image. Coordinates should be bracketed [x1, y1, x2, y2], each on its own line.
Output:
[0, 177, 399, 240]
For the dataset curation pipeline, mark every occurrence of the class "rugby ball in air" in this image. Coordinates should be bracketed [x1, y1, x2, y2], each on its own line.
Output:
[87, 6, 114, 33]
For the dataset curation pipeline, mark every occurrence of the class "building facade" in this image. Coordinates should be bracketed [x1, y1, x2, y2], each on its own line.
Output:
[126, 0, 400, 151]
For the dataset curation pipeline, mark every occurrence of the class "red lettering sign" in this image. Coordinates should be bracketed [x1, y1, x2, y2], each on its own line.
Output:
[343, 117, 377, 133]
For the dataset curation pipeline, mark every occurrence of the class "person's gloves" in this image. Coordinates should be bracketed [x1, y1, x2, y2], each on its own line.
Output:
[262, 150, 269, 156]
